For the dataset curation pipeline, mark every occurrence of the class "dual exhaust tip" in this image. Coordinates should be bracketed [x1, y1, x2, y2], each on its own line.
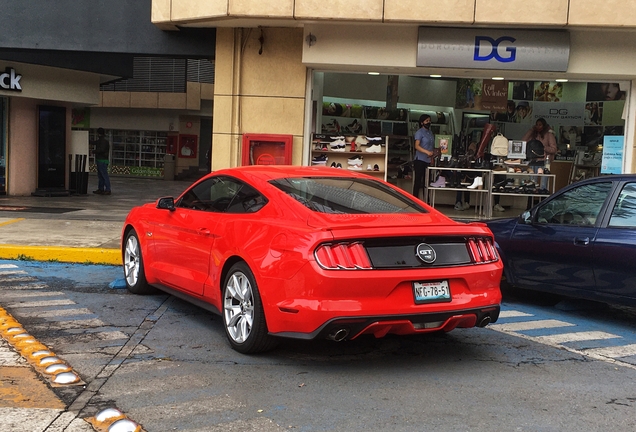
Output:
[326, 315, 492, 341]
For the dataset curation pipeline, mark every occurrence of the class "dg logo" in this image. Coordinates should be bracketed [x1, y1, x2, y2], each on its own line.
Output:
[473, 36, 517, 63]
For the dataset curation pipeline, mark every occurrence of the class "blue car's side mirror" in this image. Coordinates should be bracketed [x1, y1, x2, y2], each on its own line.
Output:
[520, 210, 532, 224]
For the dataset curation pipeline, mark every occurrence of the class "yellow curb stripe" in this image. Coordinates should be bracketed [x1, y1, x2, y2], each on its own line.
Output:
[0, 245, 120, 266]
[0, 218, 25, 227]
[0, 366, 66, 409]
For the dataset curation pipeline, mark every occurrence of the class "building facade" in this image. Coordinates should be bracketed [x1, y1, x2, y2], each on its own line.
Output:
[151, 0, 636, 185]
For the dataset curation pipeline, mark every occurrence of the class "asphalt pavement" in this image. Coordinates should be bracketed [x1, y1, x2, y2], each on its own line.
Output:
[0, 176, 192, 265]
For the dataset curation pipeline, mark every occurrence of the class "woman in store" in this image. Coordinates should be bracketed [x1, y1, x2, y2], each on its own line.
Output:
[412, 114, 435, 201]
[522, 118, 557, 208]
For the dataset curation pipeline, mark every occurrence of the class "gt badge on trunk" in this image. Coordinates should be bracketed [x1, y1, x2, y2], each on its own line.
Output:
[415, 243, 436, 264]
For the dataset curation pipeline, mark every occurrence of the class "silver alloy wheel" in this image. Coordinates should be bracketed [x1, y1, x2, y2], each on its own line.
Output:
[224, 271, 254, 343]
[124, 235, 140, 287]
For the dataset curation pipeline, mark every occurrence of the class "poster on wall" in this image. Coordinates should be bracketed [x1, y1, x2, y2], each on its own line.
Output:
[601, 135, 624, 174]
[455, 79, 483, 109]
[586, 83, 627, 101]
[481, 79, 508, 111]
[533, 81, 563, 102]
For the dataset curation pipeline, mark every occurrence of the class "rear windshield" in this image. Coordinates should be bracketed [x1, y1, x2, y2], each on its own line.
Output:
[269, 177, 428, 214]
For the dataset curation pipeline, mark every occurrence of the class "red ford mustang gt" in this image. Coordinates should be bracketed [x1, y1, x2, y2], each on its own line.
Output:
[122, 166, 502, 353]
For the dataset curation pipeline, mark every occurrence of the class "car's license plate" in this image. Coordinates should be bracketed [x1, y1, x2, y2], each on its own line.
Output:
[413, 280, 451, 304]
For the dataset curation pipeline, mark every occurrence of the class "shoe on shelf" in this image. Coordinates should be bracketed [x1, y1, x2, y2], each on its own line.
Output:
[348, 165, 363, 171]
[329, 139, 346, 152]
[365, 144, 382, 153]
[454, 202, 465, 211]
[466, 176, 483, 189]
[355, 136, 369, 145]
[373, 164, 380, 171]
[367, 164, 373, 171]
[336, 163, 343, 169]
[312, 154, 328, 164]
[429, 175, 446, 188]
[330, 162, 337, 168]
[494, 203, 505, 212]
[463, 202, 470, 210]
[347, 156, 363, 165]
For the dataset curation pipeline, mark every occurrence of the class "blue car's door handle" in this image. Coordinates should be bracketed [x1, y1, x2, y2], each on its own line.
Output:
[574, 237, 590, 245]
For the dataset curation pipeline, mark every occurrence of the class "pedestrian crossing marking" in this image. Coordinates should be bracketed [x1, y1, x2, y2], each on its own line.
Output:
[498, 310, 533, 318]
[534, 331, 620, 344]
[0, 290, 65, 299]
[18, 308, 94, 318]
[583, 344, 636, 359]
[490, 319, 575, 332]
[5, 299, 76, 308]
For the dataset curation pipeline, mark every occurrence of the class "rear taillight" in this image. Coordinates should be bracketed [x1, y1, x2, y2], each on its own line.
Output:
[315, 242, 372, 270]
[466, 237, 499, 264]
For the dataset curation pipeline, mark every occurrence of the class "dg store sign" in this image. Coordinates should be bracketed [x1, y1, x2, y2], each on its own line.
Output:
[473, 36, 516, 63]
[417, 28, 569, 72]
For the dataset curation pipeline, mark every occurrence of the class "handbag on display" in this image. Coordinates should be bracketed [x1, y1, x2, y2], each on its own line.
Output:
[526, 139, 545, 162]
[490, 133, 509, 157]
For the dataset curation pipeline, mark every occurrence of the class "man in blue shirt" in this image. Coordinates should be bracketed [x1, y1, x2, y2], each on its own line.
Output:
[413, 114, 435, 200]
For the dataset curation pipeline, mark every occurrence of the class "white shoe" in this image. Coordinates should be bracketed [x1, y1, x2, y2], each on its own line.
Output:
[467, 176, 483, 189]
[347, 156, 363, 165]
[365, 144, 382, 153]
[348, 165, 362, 171]
[494, 203, 505, 212]
[329, 139, 346, 152]
[366, 164, 373, 171]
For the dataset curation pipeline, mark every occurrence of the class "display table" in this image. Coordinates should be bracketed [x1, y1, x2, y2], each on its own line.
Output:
[425, 167, 556, 219]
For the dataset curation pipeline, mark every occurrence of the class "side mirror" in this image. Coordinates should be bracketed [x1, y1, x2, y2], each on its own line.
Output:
[520, 210, 532, 224]
[157, 197, 175, 211]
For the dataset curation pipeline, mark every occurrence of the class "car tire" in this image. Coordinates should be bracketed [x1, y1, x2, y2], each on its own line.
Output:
[222, 262, 277, 354]
[123, 229, 156, 295]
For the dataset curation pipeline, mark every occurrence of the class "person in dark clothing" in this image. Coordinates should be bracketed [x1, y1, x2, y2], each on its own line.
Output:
[93, 128, 111, 195]
[413, 114, 434, 201]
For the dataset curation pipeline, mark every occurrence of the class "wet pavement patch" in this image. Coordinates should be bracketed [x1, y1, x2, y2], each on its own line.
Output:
[0, 206, 81, 214]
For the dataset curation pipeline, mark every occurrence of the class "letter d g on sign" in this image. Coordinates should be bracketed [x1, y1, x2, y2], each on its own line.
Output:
[474, 36, 517, 63]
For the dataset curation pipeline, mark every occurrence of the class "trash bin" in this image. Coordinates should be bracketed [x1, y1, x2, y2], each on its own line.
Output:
[164, 154, 175, 181]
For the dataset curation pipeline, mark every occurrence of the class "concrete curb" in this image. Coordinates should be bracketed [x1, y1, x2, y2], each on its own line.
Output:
[0, 245, 121, 266]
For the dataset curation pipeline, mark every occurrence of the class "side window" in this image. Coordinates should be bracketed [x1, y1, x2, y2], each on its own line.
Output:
[536, 182, 612, 226]
[178, 176, 266, 213]
[609, 183, 636, 228]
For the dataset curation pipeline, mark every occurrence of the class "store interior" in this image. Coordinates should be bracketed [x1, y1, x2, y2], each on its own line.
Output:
[311, 71, 628, 218]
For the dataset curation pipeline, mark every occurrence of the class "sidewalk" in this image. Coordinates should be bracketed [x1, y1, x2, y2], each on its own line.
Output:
[0, 175, 191, 265]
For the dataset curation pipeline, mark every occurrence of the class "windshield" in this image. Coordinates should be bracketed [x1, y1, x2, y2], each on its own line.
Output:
[269, 177, 428, 214]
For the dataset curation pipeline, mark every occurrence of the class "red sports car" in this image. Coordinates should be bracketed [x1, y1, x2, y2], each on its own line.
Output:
[122, 166, 502, 353]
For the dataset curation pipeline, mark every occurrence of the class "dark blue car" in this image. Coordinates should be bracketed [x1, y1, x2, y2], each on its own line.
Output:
[487, 175, 636, 306]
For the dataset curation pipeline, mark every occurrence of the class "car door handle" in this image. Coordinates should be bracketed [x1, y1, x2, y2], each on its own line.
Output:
[574, 237, 590, 246]
[198, 228, 211, 236]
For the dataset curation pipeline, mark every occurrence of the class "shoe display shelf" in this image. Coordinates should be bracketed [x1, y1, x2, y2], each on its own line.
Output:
[426, 167, 492, 218]
[310, 134, 388, 181]
[93, 129, 168, 172]
[490, 171, 555, 211]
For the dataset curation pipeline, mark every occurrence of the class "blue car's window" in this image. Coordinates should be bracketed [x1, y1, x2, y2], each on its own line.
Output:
[178, 176, 267, 213]
[536, 182, 612, 226]
[609, 183, 636, 228]
[270, 177, 427, 214]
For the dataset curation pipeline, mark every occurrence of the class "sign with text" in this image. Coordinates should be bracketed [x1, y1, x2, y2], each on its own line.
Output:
[417, 28, 570, 71]
[532, 102, 585, 125]
[481, 80, 508, 111]
[601, 136, 624, 174]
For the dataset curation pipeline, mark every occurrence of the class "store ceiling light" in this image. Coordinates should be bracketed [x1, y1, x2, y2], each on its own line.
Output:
[368, 72, 380, 75]
[556, 79, 568, 82]
[430, 74, 442, 78]
[491, 77, 505, 80]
